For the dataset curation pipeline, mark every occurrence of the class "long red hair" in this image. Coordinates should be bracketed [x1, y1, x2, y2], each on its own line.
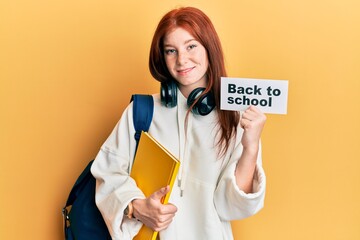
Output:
[149, 7, 240, 156]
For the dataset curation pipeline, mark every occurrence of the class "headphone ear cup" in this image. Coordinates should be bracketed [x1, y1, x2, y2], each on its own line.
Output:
[187, 88, 215, 116]
[187, 87, 204, 107]
[160, 82, 168, 106]
[161, 81, 177, 108]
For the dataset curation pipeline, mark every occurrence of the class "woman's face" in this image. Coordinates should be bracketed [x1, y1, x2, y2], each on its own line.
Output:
[163, 27, 209, 97]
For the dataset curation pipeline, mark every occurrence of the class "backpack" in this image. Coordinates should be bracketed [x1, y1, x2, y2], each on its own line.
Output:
[62, 94, 154, 240]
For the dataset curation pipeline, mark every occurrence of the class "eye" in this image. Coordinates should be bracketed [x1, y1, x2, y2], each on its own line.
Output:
[188, 44, 197, 50]
[164, 49, 177, 55]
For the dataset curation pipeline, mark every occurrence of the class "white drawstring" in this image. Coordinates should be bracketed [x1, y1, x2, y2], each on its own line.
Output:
[176, 91, 192, 197]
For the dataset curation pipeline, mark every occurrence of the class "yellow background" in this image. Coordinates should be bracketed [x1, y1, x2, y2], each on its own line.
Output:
[1, 0, 359, 239]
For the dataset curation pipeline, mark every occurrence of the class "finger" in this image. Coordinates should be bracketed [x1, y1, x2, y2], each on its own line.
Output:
[153, 217, 174, 232]
[247, 105, 262, 113]
[242, 111, 257, 121]
[244, 105, 263, 117]
[156, 209, 177, 222]
[243, 106, 265, 122]
[150, 185, 170, 201]
[240, 118, 251, 129]
[159, 203, 178, 215]
[240, 109, 253, 120]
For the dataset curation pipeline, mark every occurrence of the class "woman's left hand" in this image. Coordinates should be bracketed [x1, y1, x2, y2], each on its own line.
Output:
[240, 105, 266, 151]
[236, 106, 266, 193]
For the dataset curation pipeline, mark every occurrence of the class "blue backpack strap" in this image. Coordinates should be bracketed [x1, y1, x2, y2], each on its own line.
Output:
[63, 94, 154, 240]
[64, 95, 153, 208]
[131, 94, 154, 145]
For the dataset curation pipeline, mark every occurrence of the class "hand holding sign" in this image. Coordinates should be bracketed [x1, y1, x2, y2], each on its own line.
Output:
[240, 105, 266, 150]
[221, 77, 289, 114]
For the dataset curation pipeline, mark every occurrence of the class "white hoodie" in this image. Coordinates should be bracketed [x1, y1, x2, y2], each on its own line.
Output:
[91, 91, 266, 240]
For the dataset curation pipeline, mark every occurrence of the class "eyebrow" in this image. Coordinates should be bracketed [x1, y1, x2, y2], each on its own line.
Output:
[163, 39, 197, 48]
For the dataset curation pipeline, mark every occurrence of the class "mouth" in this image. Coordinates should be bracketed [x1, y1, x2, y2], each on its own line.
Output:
[177, 67, 195, 75]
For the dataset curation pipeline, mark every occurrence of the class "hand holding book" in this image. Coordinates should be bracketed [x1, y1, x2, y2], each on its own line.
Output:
[132, 185, 178, 232]
[130, 132, 180, 240]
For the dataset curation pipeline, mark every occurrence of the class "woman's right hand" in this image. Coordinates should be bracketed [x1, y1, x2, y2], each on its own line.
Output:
[132, 186, 177, 232]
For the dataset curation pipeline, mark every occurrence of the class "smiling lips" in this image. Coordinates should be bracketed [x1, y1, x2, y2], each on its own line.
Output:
[177, 66, 195, 75]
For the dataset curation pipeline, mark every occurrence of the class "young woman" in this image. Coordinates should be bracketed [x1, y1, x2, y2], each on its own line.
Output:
[91, 6, 266, 240]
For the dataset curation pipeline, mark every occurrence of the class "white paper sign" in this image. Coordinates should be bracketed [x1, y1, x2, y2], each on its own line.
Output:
[220, 77, 289, 114]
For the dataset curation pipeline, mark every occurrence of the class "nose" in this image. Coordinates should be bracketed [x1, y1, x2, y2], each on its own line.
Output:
[176, 50, 188, 65]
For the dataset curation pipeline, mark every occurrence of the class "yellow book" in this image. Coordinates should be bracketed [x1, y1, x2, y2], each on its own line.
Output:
[131, 131, 180, 240]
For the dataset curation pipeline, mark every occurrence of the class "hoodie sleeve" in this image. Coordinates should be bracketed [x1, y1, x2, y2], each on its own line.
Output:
[214, 141, 266, 221]
[90, 103, 144, 239]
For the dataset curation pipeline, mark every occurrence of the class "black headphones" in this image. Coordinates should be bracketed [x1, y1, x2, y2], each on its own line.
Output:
[160, 81, 215, 116]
